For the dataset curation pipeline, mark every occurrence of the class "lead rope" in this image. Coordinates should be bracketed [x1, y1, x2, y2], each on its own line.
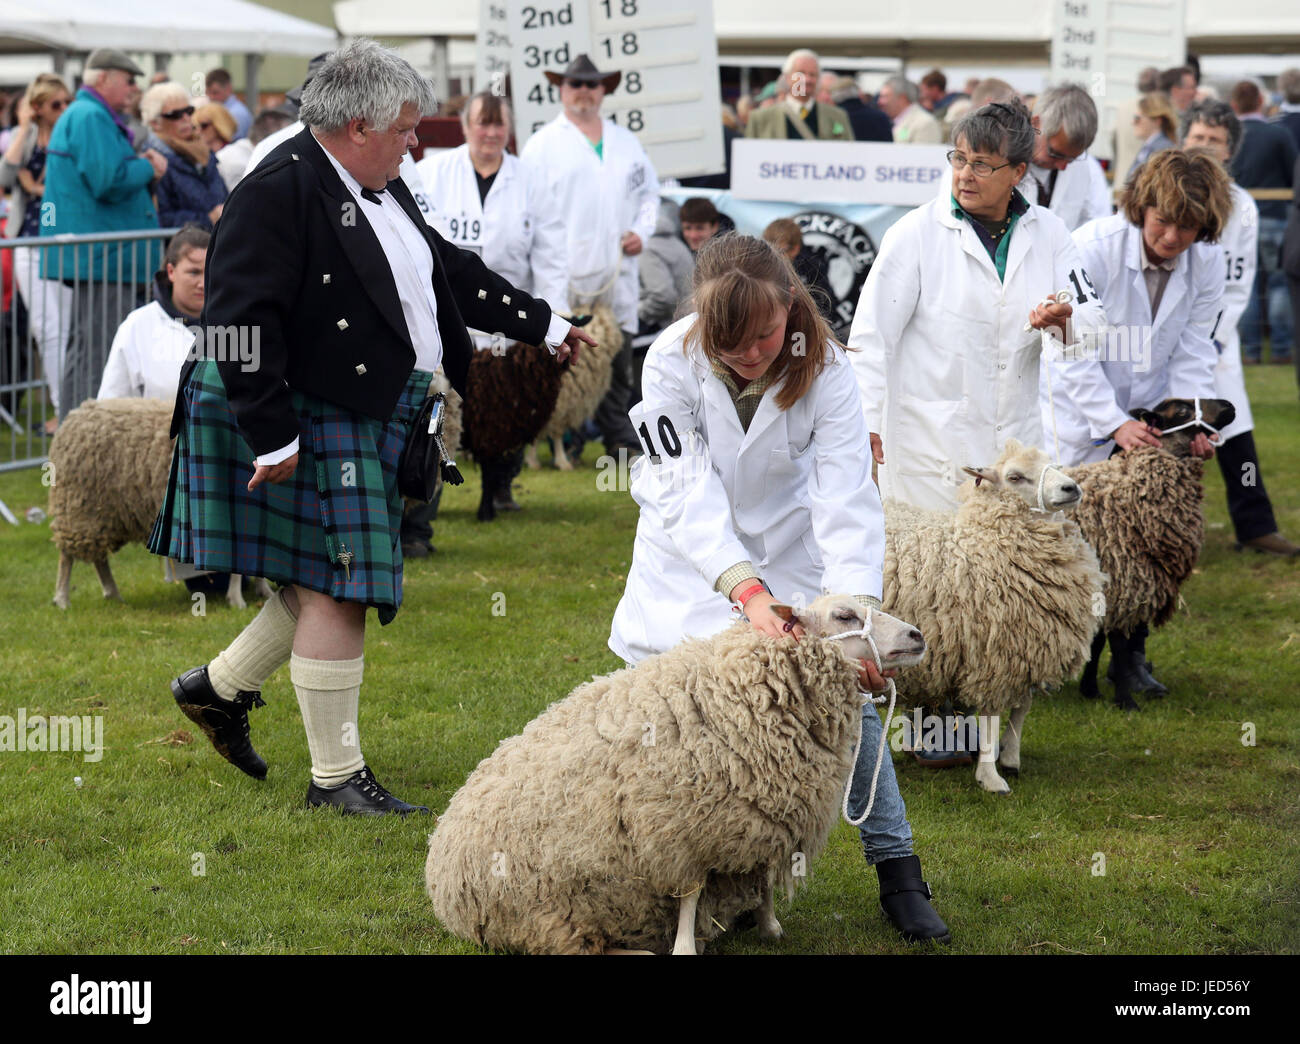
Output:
[1159, 397, 1221, 438]
[825, 620, 897, 827]
[1030, 289, 1074, 470]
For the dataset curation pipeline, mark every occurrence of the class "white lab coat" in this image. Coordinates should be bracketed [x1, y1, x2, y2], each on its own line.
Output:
[97, 301, 194, 401]
[1024, 154, 1113, 232]
[608, 315, 886, 665]
[520, 113, 659, 332]
[849, 189, 1126, 513]
[1212, 182, 1257, 440]
[244, 120, 436, 223]
[415, 145, 569, 334]
[1043, 213, 1223, 465]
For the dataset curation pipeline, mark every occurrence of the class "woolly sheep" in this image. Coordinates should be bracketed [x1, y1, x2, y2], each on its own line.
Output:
[525, 303, 620, 471]
[425, 595, 926, 955]
[462, 342, 564, 520]
[882, 439, 1105, 794]
[48, 397, 270, 610]
[1065, 397, 1236, 711]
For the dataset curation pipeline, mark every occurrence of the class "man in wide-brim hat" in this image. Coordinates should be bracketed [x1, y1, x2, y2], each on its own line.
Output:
[543, 54, 621, 94]
[522, 53, 657, 458]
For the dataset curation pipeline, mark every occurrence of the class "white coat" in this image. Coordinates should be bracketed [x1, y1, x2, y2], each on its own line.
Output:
[1024, 154, 1113, 232]
[520, 113, 659, 332]
[97, 301, 194, 401]
[849, 188, 1127, 513]
[1043, 213, 1223, 465]
[416, 145, 569, 332]
[1212, 182, 1257, 440]
[244, 120, 436, 222]
[608, 315, 885, 665]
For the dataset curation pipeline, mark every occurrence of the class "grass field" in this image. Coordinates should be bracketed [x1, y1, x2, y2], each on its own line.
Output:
[1, 368, 1297, 955]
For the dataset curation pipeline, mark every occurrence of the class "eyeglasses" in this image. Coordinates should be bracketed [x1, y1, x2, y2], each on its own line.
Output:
[564, 79, 598, 90]
[1044, 141, 1081, 164]
[49, 100, 67, 111]
[947, 150, 1013, 178]
[160, 106, 195, 120]
[196, 121, 212, 131]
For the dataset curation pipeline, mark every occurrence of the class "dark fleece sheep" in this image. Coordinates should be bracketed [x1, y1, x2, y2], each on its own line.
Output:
[463, 342, 565, 520]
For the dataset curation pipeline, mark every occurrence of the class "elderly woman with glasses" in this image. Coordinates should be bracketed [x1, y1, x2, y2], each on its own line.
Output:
[849, 98, 1132, 516]
[141, 81, 227, 230]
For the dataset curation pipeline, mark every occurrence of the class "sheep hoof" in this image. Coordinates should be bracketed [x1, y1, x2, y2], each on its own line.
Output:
[975, 763, 1012, 794]
[52, 593, 69, 610]
[553, 457, 574, 472]
[1113, 695, 1141, 712]
[1079, 679, 1101, 700]
[757, 918, 783, 942]
[998, 762, 1020, 777]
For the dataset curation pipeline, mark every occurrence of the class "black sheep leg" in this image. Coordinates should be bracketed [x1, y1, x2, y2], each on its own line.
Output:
[477, 456, 503, 522]
[1080, 630, 1106, 700]
[1109, 630, 1141, 712]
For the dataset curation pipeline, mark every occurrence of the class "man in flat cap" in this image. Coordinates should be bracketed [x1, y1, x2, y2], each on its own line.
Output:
[521, 54, 660, 458]
[42, 48, 170, 414]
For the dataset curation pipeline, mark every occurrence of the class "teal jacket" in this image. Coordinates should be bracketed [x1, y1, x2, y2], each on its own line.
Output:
[40, 87, 162, 282]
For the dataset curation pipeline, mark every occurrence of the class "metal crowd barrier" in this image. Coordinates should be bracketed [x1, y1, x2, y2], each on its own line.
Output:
[0, 227, 180, 474]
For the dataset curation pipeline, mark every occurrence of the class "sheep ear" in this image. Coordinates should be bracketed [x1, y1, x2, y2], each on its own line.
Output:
[769, 603, 799, 624]
[1128, 407, 1160, 426]
[961, 465, 999, 486]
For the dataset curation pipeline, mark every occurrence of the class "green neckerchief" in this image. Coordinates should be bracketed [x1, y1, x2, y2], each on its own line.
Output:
[592, 138, 603, 161]
[951, 190, 1029, 282]
[710, 362, 774, 432]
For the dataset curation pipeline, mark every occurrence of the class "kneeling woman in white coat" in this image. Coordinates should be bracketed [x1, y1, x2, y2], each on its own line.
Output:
[608, 234, 950, 945]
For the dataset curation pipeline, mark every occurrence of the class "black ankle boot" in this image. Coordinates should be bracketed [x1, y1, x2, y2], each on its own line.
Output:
[876, 855, 951, 944]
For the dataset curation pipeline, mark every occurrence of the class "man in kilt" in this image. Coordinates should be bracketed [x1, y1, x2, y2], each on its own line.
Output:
[149, 39, 593, 815]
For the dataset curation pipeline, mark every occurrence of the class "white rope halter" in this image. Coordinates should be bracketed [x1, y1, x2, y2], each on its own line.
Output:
[1157, 397, 1221, 439]
[825, 615, 898, 827]
[1034, 463, 1070, 513]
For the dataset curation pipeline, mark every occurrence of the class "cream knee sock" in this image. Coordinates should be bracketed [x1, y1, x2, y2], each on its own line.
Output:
[291, 653, 366, 788]
[208, 588, 298, 701]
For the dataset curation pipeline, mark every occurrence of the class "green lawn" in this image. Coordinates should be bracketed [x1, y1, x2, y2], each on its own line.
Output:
[1, 369, 1297, 954]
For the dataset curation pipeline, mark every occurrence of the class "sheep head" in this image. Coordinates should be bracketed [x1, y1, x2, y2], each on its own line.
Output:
[961, 438, 1081, 512]
[770, 594, 926, 669]
[1129, 398, 1236, 458]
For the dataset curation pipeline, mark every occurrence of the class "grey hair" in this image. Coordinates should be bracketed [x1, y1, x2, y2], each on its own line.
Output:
[950, 98, 1035, 166]
[1180, 98, 1243, 159]
[829, 76, 859, 105]
[1279, 67, 1300, 105]
[82, 67, 112, 88]
[882, 76, 918, 103]
[1033, 83, 1098, 150]
[299, 38, 438, 134]
[782, 48, 820, 77]
[141, 82, 191, 125]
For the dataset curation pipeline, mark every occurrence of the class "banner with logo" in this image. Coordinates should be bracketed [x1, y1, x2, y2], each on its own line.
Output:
[730, 139, 950, 207]
[662, 187, 912, 336]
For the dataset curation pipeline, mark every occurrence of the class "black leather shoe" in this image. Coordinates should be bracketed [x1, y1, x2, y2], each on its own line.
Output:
[171, 666, 267, 779]
[1107, 652, 1168, 697]
[305, 765, 430, 816]
[876, 855, 951, 944]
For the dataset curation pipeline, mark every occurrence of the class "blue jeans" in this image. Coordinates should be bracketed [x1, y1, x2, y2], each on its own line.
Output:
[1240, 217, 1294, 360]
[845, 704, 914, 865]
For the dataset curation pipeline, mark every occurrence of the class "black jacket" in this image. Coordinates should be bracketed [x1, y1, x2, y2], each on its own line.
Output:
[837, 97, 893, 142]
[196, 127, 551, 455]
[1230, 118, 1298, 222]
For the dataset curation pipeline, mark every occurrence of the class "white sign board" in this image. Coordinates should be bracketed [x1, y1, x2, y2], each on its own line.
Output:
[507, 0, 724, 180]
[731, 140, 950, 206]
[476, 0, 512, 96]
[1049, 0, 1186, 162]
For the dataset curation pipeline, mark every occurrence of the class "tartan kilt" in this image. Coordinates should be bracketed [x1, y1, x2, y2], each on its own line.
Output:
[148, 359, 433, 625]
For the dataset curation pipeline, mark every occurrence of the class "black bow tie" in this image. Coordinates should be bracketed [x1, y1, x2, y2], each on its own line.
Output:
[360, 186, 385, 204]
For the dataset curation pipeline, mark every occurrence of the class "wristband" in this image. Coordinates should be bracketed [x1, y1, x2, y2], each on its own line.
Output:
[734, 582, 766, 608]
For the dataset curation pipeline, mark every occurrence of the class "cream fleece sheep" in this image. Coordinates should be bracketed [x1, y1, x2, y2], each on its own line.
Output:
[528, 303, 619, 470]
[49, 397, 267, 610]
[425, 596, 925, 955]
[882, 440, 1105, 793]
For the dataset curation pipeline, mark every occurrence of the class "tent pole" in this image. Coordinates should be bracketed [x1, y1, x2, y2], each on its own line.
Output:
[245, 53, 263, 114]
